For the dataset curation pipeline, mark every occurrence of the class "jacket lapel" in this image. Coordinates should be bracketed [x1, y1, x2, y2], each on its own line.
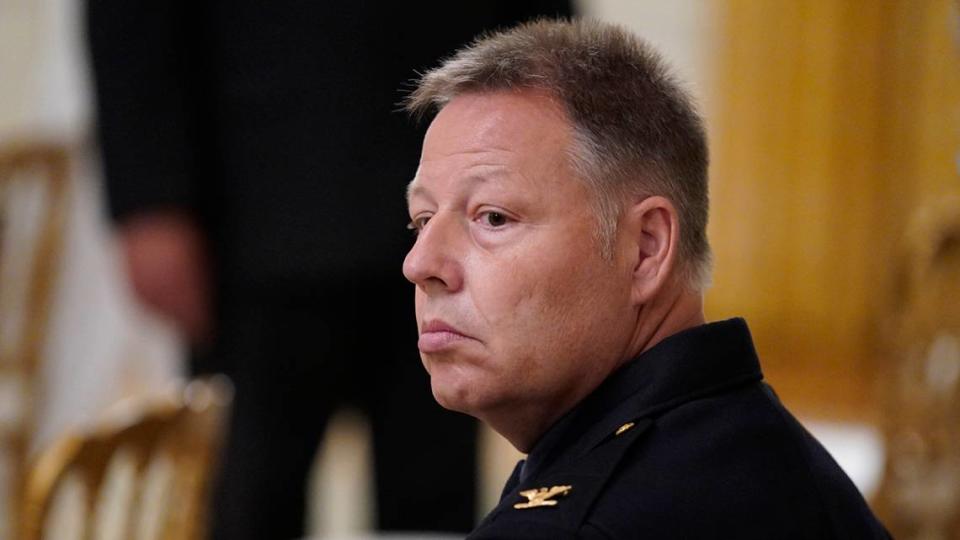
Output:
[474, 418, 652, 536]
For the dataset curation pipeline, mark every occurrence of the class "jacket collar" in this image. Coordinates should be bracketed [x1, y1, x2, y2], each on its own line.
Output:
[518, 317, 763, 486]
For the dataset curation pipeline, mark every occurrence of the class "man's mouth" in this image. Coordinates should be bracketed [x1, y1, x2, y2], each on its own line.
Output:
[419, 319, 475, 353]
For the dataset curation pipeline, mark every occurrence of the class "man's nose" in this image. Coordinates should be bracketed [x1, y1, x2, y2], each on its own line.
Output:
[402, 214, 464, 293]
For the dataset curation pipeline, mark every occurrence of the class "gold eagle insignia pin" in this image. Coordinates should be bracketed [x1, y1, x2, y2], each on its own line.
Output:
[514, 485, 573, 509]
[615, 421, 636, 436]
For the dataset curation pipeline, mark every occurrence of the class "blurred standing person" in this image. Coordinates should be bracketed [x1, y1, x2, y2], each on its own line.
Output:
[85, 3, 573, 539]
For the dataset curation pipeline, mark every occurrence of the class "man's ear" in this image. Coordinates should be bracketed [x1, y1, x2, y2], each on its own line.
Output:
[620, 196, 679, 306]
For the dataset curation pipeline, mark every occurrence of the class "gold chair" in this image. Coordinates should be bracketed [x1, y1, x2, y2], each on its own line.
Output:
[0, 142, 69, 537]
[875, 192, 960, 538]
[20, 377, 233, 540]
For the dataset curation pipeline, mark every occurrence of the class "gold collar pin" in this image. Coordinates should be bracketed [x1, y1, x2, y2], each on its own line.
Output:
[615, 422, 636, 436]
[514, 485, 573, 509]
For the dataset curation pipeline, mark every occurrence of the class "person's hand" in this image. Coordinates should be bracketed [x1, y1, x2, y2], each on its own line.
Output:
[118, 211, 212, 345]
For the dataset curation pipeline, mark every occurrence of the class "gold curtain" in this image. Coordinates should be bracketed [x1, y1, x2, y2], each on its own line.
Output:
[705, 0, 960, 421]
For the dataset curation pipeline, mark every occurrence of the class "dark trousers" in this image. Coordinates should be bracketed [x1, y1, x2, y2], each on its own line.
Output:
[201, 281, 477, 540]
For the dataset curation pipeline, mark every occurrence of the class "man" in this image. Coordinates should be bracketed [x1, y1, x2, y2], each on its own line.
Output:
[402, 19, 890, 539]
[86, 3, 572, 538]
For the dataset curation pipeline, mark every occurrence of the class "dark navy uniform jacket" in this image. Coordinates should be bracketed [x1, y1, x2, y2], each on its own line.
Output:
[469, 318, 890, 539]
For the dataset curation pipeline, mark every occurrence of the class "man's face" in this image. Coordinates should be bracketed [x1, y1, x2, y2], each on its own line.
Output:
[403, 91, 637, 422]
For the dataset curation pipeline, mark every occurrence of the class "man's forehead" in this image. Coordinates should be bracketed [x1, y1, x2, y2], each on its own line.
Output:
[406, 165, 508, 203]
[407, 91, 574, 204]
[424, 90, 569, 150]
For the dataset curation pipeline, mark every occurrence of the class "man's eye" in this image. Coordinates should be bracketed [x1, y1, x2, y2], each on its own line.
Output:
[480, 211, 509, 228]
[407, 215, 431, 235]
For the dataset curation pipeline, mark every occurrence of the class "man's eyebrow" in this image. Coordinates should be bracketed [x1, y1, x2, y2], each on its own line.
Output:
[406, 169, 507, 204]
[406, 178, 424, 203]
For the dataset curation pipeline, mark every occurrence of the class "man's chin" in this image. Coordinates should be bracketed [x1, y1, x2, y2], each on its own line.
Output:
[428, 370, 487, 417]
[429, 378, 475, 415]
[424, 353, 499, 414]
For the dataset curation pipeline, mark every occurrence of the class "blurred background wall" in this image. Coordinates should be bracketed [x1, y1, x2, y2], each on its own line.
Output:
[708, 0, 960, 422]
[1, 0, 958, 538]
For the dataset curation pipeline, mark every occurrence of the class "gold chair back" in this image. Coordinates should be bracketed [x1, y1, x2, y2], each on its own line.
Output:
[875, 192, 960, 538]
[20, 377, 233, 540]
[0, 142, 69, 537]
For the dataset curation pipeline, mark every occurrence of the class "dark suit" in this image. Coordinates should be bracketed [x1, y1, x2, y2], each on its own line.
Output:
[471, 319, 890, 539]
[86, 2, 572, 539]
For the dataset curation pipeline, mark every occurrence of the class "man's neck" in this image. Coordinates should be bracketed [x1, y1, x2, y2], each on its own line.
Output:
[624, 287, 705, 366]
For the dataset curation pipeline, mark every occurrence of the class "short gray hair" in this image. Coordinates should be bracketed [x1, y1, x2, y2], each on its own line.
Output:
[406, 18, 711, 290]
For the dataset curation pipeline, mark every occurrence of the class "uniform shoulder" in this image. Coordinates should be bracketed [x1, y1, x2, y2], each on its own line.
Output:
[581, 382, 889, 538]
